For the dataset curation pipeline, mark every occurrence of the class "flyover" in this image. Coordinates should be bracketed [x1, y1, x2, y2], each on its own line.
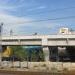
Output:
[1, 34, 75, 46]
[1, 34, 75, 61]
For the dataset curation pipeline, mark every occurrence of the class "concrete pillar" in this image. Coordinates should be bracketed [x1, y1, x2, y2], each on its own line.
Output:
[42, 46, 49, 61]
[0, 46, 2, 62]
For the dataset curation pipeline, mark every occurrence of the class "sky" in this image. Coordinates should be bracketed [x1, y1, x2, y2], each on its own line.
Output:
[0, 0, 75, 35]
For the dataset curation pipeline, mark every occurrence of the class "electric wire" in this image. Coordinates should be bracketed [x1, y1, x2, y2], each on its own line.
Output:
[12, 15, 75, 24]
[24, 6, 75, 16]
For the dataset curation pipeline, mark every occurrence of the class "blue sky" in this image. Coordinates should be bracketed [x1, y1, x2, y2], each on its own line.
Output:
[0, 0, 75, 35]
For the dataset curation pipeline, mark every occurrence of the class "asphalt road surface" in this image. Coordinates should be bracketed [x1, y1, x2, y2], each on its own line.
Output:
[0, 70, 75, 75]
[0, 70, 51, 75]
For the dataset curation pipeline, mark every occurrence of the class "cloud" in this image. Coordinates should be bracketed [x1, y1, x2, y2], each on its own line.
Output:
[0, 0, 26, 12]
[0, 13, 31, 24]
[0, 0, 61, 35]
[38, 6, 46, 9]
[27, 6, 46, 11]
[0, 0, 9, 4]
[0, 12, 60, 35]
[0, 13, 32, 35]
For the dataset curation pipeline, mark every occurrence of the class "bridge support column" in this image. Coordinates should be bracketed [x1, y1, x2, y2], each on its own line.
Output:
[42, 46, 50, 61]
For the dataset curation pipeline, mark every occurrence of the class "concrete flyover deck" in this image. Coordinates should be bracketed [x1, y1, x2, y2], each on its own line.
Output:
[1, 34, 75, 46]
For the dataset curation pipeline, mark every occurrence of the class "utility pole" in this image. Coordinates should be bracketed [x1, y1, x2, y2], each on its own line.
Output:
[10, 29, 13, 36]
[0, 23, 3, 62]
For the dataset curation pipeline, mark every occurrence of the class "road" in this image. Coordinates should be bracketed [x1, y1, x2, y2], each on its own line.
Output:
[0, 70, 75, 75]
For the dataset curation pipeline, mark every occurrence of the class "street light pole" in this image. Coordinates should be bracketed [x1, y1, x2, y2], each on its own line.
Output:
[0, 23, 3, 62]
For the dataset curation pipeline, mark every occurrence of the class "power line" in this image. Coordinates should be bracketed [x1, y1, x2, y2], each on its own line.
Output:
[7, 15, 75, 24]
[18, 16, 75, 23]
[24, 6, 75, 16]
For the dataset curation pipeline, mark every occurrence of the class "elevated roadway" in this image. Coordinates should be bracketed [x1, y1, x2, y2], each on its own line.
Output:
[1, 34, 75, 46]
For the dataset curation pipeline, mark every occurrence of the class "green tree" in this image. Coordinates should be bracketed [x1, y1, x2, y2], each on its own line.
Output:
[10, 46, 28, 61]
[10, 46, 44, 62]
[31, 48, 44, 62]
[31, 49, 37, 61]
[39, 50, 44, 61]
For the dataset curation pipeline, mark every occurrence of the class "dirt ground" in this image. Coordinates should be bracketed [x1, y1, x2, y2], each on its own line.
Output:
[0, 70, 75, 75]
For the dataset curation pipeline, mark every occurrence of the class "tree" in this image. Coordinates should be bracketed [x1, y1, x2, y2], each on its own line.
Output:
[38, 50, 44, 61]
[10, 46, 28, 61]
[10, 46, 44, 62]
[31, 49, 37, 61]
[30, 48, 44, 62]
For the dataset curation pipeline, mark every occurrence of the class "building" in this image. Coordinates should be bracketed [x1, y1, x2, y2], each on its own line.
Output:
[59, 27, 75, 34]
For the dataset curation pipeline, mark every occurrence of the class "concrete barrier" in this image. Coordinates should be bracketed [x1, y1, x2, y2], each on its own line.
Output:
[28, 62, 40, 69]
[8, 62, 13, 68]
[2, 61, 9, 68]
[70, 63, 75, 70]
[1, 61, 75, 72]
[21, 61, 28, 68]
[13, 61, 20, 68]
[62, 63, 71, 71]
